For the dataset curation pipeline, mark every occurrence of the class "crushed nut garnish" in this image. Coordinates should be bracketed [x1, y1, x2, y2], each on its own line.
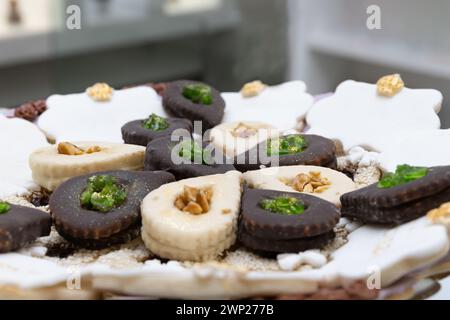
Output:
[174, 186, 213, 215]
[427, 202, 450, 226]
[241, 80, 267, 98]
[222, 209, 231, 215]
[86, 82, 114, 101]
[231, 123, 258, 138]
[58, 142, 102, 156]
[376, 74, 404, 97]
[287, 171, 331, 194]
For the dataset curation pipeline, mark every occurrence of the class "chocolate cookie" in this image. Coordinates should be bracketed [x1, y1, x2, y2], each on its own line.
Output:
[238, 188, 339, 254]
[341, 165, 450, 225]
[121, 114, 193, 146]
[233, 134, 336, 172]
[144, 135, 235, 180]
[162, 80, 225, 131]
[50, 170, 175, 249]
[0, 203, 51, 253]
[239, 226, 335, 255]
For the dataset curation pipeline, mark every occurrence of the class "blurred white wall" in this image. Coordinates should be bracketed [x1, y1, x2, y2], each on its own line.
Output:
[288, 0, 450, 127]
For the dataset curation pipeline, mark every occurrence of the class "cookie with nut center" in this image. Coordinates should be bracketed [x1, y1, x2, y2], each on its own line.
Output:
[30, 141, 145, 191]
[141, 171, 242, 261]
[243, 165, 356, 207]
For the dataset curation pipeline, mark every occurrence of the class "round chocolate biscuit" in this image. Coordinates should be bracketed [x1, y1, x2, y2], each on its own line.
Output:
[144, 135, 235, 180]
[50, 170, 175, 248]
[239, 223, 335, 254]
[233, 134, 336, 172]
[0, 204, 52, 253]
[121, 117, 193, 146]
[341, 166, 450, 225]
[342, 166, 450, 209]
[240, 188, 340, 240]
[56, 221, 141, 250]
[162, 80, 225, 131]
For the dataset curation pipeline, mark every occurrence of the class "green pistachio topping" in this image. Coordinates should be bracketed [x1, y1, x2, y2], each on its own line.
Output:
[80, 175, 127, 213]
[178, 140, 204, 163]
[0, 201, 11, 214]
[142, 113, 169, 131]
[260, 196, 305, 215]
[378, 164, 429, 189]
[267, 135, 308, 156]
[182, 84, 213, 105]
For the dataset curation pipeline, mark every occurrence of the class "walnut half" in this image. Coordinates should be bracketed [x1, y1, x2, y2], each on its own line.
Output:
[287, 171, 331, 194]
[174, 186, 213, 215]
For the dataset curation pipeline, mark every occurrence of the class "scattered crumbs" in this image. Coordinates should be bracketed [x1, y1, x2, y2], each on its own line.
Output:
[218, 248, 281, 271]
[353, 166, 381, 188]
[222, 209, 231, 214]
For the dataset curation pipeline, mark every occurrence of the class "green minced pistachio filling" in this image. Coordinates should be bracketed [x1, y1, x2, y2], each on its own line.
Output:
[178, 140, 205, 164]
[142, 113, 169, 131]
[182, 84, 213, 105]
[260, 196, 305, 215]
[267, 134, 308, 156]
[378, 164, 429, 189]
[80, 175, 127, 213]
[0, 201, 10, 214]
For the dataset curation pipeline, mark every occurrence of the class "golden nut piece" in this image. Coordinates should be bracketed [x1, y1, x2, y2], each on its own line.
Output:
[174, 185, 213, 215]
[231, 122, 258, 138]
[57, 142, 102, 156]
[427, 202, 450, 227]
[288, 171, 331, 194]
[240, 80, 267, 98]
[376, 74, 404, 97]
[86, 82, 114, 101]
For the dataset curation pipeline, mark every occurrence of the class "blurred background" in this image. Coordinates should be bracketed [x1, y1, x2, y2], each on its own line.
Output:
[0, 0, 449, 126]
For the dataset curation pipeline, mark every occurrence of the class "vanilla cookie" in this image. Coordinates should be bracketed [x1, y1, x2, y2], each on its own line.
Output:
[141, 171, 242, 261]
[379, 129, 450, 172]
[30, 141, 145, 190]
[222, 81, 314, 130]
[306, 78, 443, 152]
[37, 85, 166, 143]
[0, 115, 49, 199]
[243, 165, 355, 207]
[209, 121, 280, 157]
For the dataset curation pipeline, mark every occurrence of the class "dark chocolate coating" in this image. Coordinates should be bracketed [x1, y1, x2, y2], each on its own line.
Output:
[144, 135, 235, 180]
[341, 167, 450, 225]
[56, 221, 141, 250]
[342, 166, 450, 209]
[0, 204, 51, 253]
[50, 170, 175, 247]
[121, 117, 193, 147]
[240, 188, 340, 240]
[239, 224, 335, 254]
[162, 80, 225, 131]
[233, 134, 336, 172]
[342, 187, 450, 225]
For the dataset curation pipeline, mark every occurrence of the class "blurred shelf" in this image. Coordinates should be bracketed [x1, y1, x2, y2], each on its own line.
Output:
[308, 31, 450, 80]
[0, 1, 239, 67]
